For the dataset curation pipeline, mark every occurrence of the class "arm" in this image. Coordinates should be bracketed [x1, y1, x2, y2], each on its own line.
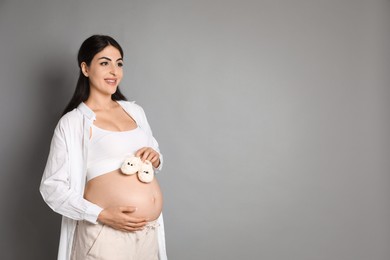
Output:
[135, 105, 163, 171]
[39, 120, 102, 223]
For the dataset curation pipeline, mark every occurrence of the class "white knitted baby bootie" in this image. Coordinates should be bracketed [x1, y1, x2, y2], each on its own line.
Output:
[121, 156, 142, 175]
[137, 160, 154, 183]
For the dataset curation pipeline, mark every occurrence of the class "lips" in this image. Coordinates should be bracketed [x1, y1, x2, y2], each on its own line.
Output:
[104, 78, 117, 85]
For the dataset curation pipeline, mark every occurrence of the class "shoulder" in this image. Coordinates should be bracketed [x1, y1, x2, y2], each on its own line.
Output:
[117, 100, 143, 110]
[117, 100, 152, 129]
[55, 108, 83, 131]
[117, 100, 146, 117]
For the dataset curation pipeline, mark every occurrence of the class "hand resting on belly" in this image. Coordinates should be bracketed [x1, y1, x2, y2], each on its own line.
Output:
[84, 170, 163, 232]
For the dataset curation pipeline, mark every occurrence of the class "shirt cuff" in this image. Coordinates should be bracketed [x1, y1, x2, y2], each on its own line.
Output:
[84, 203, 103, 224]
[154, 154, 163, 173]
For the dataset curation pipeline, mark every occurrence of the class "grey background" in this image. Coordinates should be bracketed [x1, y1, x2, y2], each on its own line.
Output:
[0, 0, 389, 259]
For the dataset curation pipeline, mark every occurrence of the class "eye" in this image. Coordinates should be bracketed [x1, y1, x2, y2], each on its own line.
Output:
[100, 61, 108, 66]
[117, 62, 124, 67]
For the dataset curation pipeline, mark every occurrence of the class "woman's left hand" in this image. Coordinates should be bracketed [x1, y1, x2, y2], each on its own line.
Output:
[135, 147, 160, 168]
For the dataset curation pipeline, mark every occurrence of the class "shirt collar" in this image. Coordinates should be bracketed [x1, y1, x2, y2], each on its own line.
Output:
[77, 102, 96, 121]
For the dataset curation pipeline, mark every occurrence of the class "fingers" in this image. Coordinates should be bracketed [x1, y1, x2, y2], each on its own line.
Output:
[135, 147, 160, 166]
[123, 216, 148, 225]
[120, 225, 144, 232]
[135, 147, 147, 158]
[121, 216, 148, 232]
[99, 206, 149, 232]
[117, 221, 147, 232]
[125, 220, 147, 229]
[135, 147, 155, 161]
[120, 207, 148, 224]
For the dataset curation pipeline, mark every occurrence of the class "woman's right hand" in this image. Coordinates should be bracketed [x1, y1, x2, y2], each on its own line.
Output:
[97, 206, 148, 232]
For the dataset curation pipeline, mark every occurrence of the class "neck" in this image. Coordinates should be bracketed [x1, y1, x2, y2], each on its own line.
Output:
[85, 92, 117, 111]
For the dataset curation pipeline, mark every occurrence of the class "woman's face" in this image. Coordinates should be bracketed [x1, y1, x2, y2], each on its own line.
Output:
[81, 45, 123, 97]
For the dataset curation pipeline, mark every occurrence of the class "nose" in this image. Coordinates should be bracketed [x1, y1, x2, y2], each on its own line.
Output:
[109, 64, 117, 76]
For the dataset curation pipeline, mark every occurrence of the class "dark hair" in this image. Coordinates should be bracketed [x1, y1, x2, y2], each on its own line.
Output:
[62, 35, 127, 115]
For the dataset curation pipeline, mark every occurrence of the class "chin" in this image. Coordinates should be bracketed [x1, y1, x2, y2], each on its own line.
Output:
[107, 87, 119, 95]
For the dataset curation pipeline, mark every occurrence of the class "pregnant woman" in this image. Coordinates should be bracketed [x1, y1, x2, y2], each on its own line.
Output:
[40, 35, 166, 260]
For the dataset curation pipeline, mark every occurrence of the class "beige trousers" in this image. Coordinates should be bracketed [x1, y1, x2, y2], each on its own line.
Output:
[71, 220, 159, 260]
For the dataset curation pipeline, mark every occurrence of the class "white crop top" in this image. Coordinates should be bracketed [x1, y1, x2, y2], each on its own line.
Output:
[86, 124, 149, 182]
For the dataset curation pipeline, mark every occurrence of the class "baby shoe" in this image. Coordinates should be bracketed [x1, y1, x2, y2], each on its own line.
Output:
[137, 160, 154, 183]
[121, 156, 142, 175]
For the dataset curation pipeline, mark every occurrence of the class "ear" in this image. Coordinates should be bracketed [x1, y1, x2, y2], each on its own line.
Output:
[81, 62, 89, 77]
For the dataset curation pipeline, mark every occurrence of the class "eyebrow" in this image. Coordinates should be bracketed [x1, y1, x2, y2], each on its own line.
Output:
[98, 56, 123, 61]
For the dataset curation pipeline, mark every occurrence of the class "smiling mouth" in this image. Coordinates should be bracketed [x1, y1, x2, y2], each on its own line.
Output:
[105, 78, 117, 85]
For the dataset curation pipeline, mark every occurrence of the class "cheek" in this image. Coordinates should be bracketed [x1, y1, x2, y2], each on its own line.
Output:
[117, 71, 124, 82]
[88, 68, 103, 80]
[118, 69, 124, 78]
[88, 73, 100, 85]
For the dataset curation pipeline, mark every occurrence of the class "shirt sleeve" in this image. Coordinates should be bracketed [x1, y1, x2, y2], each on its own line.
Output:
[136, 104, 163, 173]
[39, 119, 103, 223]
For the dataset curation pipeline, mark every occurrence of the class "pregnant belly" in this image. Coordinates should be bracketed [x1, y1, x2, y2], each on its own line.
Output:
[84, 169, 163, 221]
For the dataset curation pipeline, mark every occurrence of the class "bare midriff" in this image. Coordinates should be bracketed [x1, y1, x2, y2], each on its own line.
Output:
[84, 169, 163, 221]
